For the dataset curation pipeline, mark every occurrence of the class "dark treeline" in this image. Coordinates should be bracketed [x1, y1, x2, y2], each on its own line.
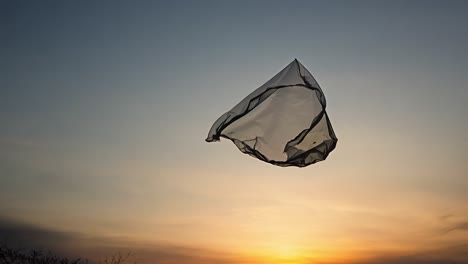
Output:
[0, 244, 132, 264]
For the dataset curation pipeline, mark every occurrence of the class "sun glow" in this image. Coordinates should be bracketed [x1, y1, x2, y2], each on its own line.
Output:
[247, 244, 311, 264]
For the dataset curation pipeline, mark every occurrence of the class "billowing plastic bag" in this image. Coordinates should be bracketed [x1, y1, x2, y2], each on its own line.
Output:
[206, 59, 337, 167]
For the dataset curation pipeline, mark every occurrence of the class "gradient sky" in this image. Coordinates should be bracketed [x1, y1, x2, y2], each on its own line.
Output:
[1, 1, 468, 263]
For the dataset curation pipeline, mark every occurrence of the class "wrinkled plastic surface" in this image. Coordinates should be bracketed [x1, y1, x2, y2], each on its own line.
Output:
[206, 59, 337, 167]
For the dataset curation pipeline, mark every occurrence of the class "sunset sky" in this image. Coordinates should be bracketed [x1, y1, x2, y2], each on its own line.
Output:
[1, 1, 468, 263]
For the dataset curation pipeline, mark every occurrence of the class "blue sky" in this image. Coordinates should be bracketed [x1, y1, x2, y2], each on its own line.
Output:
[1, 1, 468, 263]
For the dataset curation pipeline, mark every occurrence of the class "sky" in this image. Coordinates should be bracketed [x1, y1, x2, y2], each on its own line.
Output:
[1, 0, 468, 263]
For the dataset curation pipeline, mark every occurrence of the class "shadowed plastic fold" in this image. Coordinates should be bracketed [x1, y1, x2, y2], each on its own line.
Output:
[206, 59, 337, 167]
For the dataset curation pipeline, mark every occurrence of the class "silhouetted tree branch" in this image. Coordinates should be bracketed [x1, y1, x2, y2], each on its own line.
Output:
[0, 244, 134, 264]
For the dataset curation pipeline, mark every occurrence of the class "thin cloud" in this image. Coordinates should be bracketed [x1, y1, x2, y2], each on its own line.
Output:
[335, 244, 468, 264]
[2, 215, 468, 264]
[445, 221, 468, 233]
[0, 216, 249, 264]
[0, 216, 81, 250]
[348, 257, 462, 264]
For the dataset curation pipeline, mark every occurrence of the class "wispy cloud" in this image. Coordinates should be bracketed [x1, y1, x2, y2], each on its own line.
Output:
[331, 244, 468, 264]
[0, 216, 81, 250]
[0, 216, 249, 264]
[445, 221, 468, 233]
[2, 215, 468, 264]
[347, 256, 467, 264]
